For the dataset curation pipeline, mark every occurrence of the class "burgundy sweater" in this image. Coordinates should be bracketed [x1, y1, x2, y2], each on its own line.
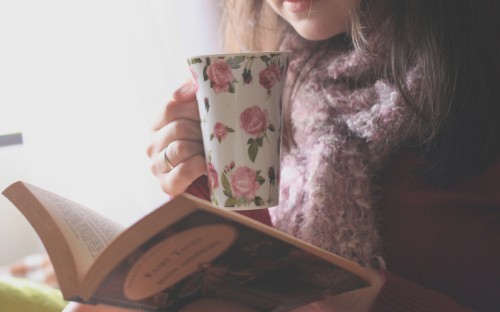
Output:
[187, 149, 500, 311]
[373, 149, 500, 311]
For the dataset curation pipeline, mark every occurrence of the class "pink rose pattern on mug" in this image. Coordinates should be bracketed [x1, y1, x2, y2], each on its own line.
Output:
[188, 52, 290, 209]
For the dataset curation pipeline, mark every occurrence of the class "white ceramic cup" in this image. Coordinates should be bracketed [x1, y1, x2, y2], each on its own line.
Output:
[187, 51, 291, 209]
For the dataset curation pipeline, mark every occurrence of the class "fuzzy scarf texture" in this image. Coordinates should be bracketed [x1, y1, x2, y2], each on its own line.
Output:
[270, 37, 418, 268]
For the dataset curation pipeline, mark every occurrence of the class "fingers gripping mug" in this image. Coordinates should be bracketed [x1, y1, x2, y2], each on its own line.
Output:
[187, 51, 291, 209]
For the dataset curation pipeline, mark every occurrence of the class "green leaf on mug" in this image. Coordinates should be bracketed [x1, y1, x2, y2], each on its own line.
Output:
[248, 142, 259, 162]
[254, 196, 265, 206]
[203, 65, 208, 81]
[225, 197, 237, 207]
[256, 137, 264, 147]
[204, 97, 210, 112]
[260, 55, 271, 63]
[227, 56, 245, 69]
[222, 173, 231, 193]
[190, 58, 202, 64]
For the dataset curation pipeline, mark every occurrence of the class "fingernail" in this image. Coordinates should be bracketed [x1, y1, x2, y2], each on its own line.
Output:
[175, 82, 194, 95]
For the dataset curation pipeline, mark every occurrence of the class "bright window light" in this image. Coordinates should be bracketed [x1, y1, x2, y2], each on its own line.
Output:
[0, 0, 221, 225]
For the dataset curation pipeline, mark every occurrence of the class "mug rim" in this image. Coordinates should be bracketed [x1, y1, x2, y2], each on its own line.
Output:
[186, 51, 292, 61]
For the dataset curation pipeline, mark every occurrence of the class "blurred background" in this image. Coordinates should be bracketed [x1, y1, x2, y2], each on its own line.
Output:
[0, 0, 221, 265]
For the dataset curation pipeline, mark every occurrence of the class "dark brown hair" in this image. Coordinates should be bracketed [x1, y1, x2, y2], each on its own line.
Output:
[222, 0, 500, 183]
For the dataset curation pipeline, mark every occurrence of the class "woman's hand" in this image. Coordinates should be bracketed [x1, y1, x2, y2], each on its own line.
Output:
[147, 80, 206, 197]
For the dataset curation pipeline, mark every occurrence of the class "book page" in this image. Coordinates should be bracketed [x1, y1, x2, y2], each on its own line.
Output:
[27, 184, 124, 279]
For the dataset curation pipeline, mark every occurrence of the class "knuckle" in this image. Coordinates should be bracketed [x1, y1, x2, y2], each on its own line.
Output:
[170, 120, 197, 139]
[163, 173, 186, 197]
[150, 154, 164, 176]
[189, 154, 208, 174]
[192, 154, 206, 166]
[160, 180, 175, 196]
[163, 99, 178, 118]
[171, 141, 202, 160]
[167, 140, 184, 159]
[149, 161, 158, 175]
[145, 143, 155, 158]
[169, 120, 184, 137]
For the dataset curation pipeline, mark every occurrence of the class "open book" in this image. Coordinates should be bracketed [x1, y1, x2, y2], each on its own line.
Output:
[3, 181, 376, 311]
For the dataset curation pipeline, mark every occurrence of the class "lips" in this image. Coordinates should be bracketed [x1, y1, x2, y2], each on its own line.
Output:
[282, 0, 314, 13]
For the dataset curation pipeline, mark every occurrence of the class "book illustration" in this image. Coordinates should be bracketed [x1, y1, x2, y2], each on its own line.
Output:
[88, 211, 368, 312]
[124, 224, 238, 300]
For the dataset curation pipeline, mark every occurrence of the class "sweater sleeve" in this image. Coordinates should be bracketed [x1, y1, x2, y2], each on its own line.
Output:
[372, 270, 475, 312]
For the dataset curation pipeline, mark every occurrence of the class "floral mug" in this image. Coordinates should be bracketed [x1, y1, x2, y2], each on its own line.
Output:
[187, 51, 291, 209]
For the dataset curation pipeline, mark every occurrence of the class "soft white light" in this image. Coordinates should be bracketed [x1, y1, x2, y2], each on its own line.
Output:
[0, 0, 221, 263]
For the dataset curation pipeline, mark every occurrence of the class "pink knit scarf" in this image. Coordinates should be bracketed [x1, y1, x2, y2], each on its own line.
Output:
[270, 37, 418, 268]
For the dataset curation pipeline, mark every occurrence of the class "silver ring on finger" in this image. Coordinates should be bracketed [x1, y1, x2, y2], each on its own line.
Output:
[162, 147, 175, 171]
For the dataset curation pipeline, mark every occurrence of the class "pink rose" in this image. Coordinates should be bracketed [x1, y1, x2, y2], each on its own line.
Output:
[207, 59, 234, 94]
[259, 63, 281, 90]
[207, 162, 219, 190]
[231, 166, 259, 199]
[213, 122, 228, 141]
[224, 161, 235, 172]
[240, 105, 268, 137]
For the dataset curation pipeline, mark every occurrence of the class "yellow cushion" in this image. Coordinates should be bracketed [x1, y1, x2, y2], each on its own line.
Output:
[0, 277, 67, 312]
